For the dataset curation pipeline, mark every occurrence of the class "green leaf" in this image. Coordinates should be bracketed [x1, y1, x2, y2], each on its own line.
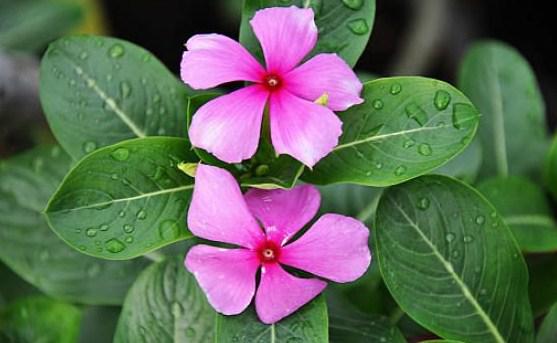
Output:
[0, 145, 148, 305]
[0, 296, 82, 343]
[478, 176, 557, 253]
[434, 137, 482, 183]
[39, 35, 192, 160]
[375, 175, 534, 342]
[545, 134, 557, 201]
[528, 254, 557, 316]
[328, 298, 405, 343]
[45, 137, 197, 260]
[458, 40, 549, 179]
[0, 0, 83, 52]
[78, 306, 121, 343]
[318, 184, 382, 222]
[537, 303, 557, 343]
[114, 255, 214, 343]
[186, 93, 304, 189]
[215, 296, 328, 343]
[240, 0, 376, 67]
[0, 263, 37, 310]
[303, 77, 480, 187]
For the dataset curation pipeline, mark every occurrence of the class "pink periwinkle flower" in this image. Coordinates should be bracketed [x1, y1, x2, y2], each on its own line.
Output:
[180, 6, 364, 167]
[184, 164, 371, 324]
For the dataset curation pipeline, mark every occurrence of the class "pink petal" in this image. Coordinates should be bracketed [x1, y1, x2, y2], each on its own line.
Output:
[244, 185, 320, 245]
[255, 263, 326, 324]
[188, 85, 268, 163]
[187, 164, 265, 248]
[280, 214, 371, 283]
[285, 53, 364, 111]
[250, 6, 317, 74]
[185, 245, 259, 315]
[269, 90, 342, 167]
[180, 34, 265, 89]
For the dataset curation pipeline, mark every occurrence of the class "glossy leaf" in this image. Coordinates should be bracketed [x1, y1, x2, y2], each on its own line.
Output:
[0, 146, 148, 305]
[303, 77, 480, 186]
[375, 175, 534, 342]
[478, 176, 557, 253]
[0, 0, 82, 52]
[40, 35, 192, 159]
[458, 41, 549, 179]
[545, 134, 557, 201]
[215, 296, 328, 343]
[240, 0, 376, 67]
[186, 93, 304, 189]
[45, 137, 197, 260]
[328, 298, 405, 343]
[537, 303, 557, 343]
[434, 137, 482, 183]
[0, 296, 82, 343]
[114, 255, 214, 343]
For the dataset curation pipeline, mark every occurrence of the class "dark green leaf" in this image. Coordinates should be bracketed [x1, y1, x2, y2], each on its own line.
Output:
[187, 93, 304, 189]
[458, 41, 549, 179]
[303, 77, 480, 187]
[318, 184, 382, 221]
[0, 296, 82, 343]
[215, 296, 328, 343]
[328, 303, 406, 343]
[0, 263, 37, 310]
[114, 255, 214, 343]
[45, 137, 197, 260]
[78, 306, 121, 343]
[434, 137, 482, 183]
[240, 0, 376, 67]
[545, 134, 557, 201]
[537, 303, 557, 343]
[375, 175, 534, 342]
[528, 254, 557, 316]
[0, 0, 82, 52]
[478, 176, 557, 253]
[40, 35, 192, 160]
[0, 146, 148, 305]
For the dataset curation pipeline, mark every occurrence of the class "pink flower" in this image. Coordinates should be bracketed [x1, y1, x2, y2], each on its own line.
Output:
[184, 164, 371, 324]
[180, 6, 363, 167]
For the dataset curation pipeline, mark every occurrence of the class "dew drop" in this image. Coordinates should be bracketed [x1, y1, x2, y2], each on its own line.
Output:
[418, 143, 432, 156]
[105, 238, 126, 253]
[433, 90, 451, 110]
[475, 215, 485, 225]
[86, 228, 97, 238]
[79, 245, 87, 251]
[375, 162, 383, 169]
[394, 165, 407, 176]
[405, 103, 428, 126]
[119, 210, 126, 218]
[158, 220, 181, 240]
[110, 147, 130, 161]
[342, 0, 364, 10]
[125, 236, 134, 244]
[372, 99, 384, 109]
[123, 224, 135, 234]
[463, 235, 474, 243]
[79, 51, 89, 60]
[108, 44, 125, 58]
[445, 232, 455, 242]
[403, 139, 415, 148]
[83, 141, 97, 154]
[120, 81, 132, 99]
[417, 197, 430, 210]
[390, 83, 402, 95]
[136, 209, 147, 220]
[347, 18, 369, 35]
[111, 173, 119, 180]
[452, 103, 476, 129]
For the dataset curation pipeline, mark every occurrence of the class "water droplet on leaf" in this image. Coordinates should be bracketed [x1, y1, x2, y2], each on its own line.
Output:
[108, 44, 125, 58]
[418, 143, 432, 156]
[105, 238, 126, 253]
[111, 148, 130, 161]
[433, 90, 451, 110]
[342, 0, 364, 10]
[347, 18, 369, 35]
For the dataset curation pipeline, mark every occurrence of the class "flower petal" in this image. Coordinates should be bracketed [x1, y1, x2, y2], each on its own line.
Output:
[187, 164, 265, 248]
[285, 53, 364, 111]
[185, 245, 259, 315]
[244, 185, 320, 245]
[189, 85, 268, 163]
[255, 263, 326, 324]
[181, 34, 265, 89]
[281, 214, 371, 283]
[250, 6, 317, 74]
[269, 90, 342, 167]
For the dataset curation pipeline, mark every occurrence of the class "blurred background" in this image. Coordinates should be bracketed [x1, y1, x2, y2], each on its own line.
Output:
[1, 0, 555, 156]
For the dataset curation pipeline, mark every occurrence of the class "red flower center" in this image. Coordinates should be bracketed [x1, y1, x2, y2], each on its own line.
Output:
[262, 74, 283, 92]
[257, 239, 281, 264]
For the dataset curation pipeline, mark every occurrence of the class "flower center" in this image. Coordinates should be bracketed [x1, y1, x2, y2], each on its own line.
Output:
[257, 240, 281, 263]
[263, 74, 282, 91]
